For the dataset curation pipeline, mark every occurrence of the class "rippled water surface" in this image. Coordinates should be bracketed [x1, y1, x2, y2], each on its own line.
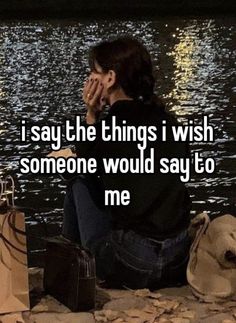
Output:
[0, 17, 235, 230]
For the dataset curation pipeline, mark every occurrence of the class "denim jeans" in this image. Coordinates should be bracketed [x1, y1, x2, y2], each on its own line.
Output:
[63, 175, 191, 289]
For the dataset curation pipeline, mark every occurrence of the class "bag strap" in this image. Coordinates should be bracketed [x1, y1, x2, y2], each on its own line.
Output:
[7, 210, 26, 236]
[0, 178, 7, 207]
[0, 231, 27, 255]
[0, 178, 3, 200]
[189, 212, 210, 254]
[0, 212, 27, 268]
[2, 176, 55, 241]
[0, 212, 27, 255]
[4, 175, 15, 208]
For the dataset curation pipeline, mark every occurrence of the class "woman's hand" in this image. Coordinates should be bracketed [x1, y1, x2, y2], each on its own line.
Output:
[83, 76, 105, 124]
[47, 148, 76, 158]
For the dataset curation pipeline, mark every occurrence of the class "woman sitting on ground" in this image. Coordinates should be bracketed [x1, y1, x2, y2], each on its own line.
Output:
[62, 36, 192, 289]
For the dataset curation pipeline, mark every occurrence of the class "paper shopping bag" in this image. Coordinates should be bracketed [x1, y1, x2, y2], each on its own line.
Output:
[0, 176, 29, 314]
[0, 209, 30, 314]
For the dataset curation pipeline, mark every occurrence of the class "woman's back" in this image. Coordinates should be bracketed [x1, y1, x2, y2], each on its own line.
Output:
[78, 99, 192, 240]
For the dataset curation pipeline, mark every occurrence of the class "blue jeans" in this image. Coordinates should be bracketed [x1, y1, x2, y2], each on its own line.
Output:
[63, 176, 191, 289]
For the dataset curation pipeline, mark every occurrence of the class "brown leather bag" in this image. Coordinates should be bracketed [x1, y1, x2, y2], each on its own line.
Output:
[44, 237, 96, 311]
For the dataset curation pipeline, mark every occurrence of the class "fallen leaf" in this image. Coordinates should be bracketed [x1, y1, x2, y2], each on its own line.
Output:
[31, 295, 70, 314]
[143, 305, 157, 314]
[148, 292, 162, 299]
[126, 318, 145, 323]
[156, 308, 166, 317]
[124, 308, 158, 322]
[103, 296, 147, 311]
[94, 311, 108, 322]
[171, 318, 190, 323]
[95, 316, 108, 322]
[133, 289, 162, 300]
[208, 304, 225, 312]
[158, 319, 173, 323]
[179, 306, 189, 312]
[153, 300, 180, 313]
[31, 303, 49, 312]
[179, 311, 196, 320]
[103, 310, 120, 321]
[123, 309, 141, 317]
[185, 296, 196, 301]
[224, 301, 236, 308]
[112, 319, 126, 323]
[134, 289, 151, 297]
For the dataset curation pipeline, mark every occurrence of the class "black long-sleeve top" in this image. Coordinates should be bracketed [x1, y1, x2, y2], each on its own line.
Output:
[76, 99, 191, 240]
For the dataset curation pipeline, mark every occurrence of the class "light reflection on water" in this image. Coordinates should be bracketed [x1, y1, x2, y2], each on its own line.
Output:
[0, 18, 235, 227]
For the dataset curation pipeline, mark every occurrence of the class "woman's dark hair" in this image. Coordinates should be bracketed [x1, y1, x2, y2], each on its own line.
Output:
[89, 36, 165, 110]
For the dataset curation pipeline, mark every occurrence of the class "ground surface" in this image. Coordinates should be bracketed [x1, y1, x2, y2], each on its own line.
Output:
[0, 268, 236, 323]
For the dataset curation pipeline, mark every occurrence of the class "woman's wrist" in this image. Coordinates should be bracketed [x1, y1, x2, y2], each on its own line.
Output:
[85, 110, 100, 124]
[85, 111, 95, 124]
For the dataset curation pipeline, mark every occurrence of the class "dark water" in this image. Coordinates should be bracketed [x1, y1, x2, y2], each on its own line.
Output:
[0, 17, 235, 231]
